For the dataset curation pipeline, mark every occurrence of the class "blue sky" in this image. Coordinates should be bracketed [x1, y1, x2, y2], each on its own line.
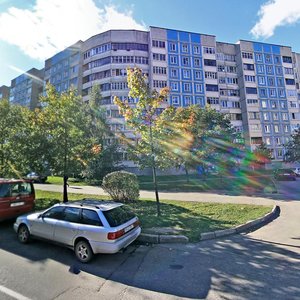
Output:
[1, 0, 300, 86]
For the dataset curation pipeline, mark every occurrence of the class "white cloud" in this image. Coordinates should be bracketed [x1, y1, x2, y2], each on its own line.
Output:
[250, 0, 300, 39]
[0, 0, 146, 60]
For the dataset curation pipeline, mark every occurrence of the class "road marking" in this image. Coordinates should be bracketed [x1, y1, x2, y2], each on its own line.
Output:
[0, 285, 31, 300]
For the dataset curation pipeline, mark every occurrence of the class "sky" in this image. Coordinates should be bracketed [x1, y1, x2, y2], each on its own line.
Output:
[1, 0, 300, 86]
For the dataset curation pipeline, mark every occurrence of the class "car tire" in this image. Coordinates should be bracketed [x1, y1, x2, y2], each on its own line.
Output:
[75, 240, 94, 263]
[18, 225, 30, 244]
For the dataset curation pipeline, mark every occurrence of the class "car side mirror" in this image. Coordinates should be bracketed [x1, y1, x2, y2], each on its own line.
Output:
[38, 213, 44, 219]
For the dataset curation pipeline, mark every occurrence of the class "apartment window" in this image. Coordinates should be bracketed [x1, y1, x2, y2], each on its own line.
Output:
[285, 78, 295, 85]
[273, 112, 279, 121]
[277, 77, 284, 86]
[195, 83, 203, 93]
[206, 84, 218, 92]
[153, 66, 167, 75]
[195, 96, 205, 106]
[172, 95, 180, 105]
[182, 57, 190, 66]
[182, 69, 191, 79]
[243, 63, 254, 71]
[169, 42, 177, 51]
[152, 40, 165, 48]
[275, 137, 281, 146]
[267, 77, 275, 86]
[269, 89, 276, 97]
[256, 65, 265, 74]
[266, 65, 274, 74]
[247, 99, 258, 105]
[274, 124, 280, 133]
[270, 100, 277, 109]
[280, 101, 287, 109]
[170, 82, 179, 91]
[284, 67, 294, 75]
[265, 137, 271, 145]
[277, 149, 283, 157]
[263, 112, 269, 120]
[264, 54, 272, 64]
[183, 82, 191, 92]
[261, 100, 267, 108]
[264, 125, 271, 133]
[275, 66, 283, 75]
[283, 124, 289, 132]
[246, 87, 257, 94]
[226, 66, 237, 73]
[205, 71, 217, 79]
[203, 47, 215, 54]
[242, 52, 253, 59]
[231, 101, 240, 108]
[282, 56, 292, 63]
[193, 45, 201, 54]
[287, 89, 297, 97]
[282, 113, 288, 121]
[182, 43, 189, 53]
[278, 89, 285, 98]
[170, 55, 178, 64]
[274, 56, 281, 64]
[227, 77, 238, 84]
[250, 124, 261, 131]
[290, 101, 297, 108]
[194, 70, 202, 80]
[244, 75, 255, 82]
[153, 53, 166, 61]
[204, 59, 217, 66]
[248, 112, 260, 119]
[170, 68, 178, 78]
[153, 80, 167, 88]
[207, 97, 219, 104]
[259, 88, 267, 98]
[217, 65, 226, 72]
[218, 77, 226, 84]
[184, 96, 192, 105]
[258, 76, 266, 85]
[194, 58, 201, 67]
[251, 137, 263, 144]
[255, 53, 263, 62]
[221, 100, 228, 108]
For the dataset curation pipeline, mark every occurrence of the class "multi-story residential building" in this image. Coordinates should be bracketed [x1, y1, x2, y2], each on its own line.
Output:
[0, 85, 10, 100]
[2, 26, 300, 164]
[44, 41, 83, 94]
[9, 68, 44, 110]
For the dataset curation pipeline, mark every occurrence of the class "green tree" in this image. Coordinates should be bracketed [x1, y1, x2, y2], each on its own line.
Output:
[0, 99, 32, 177]
[285, 128, 300, 162]
[40, 84, 98, 201]
[252, 142, 272, 168]
[114, 68, 171, 216]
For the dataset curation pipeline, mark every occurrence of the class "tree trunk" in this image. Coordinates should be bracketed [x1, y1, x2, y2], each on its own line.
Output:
[185, 166, 189, 183]
[63, 175, 68, 203]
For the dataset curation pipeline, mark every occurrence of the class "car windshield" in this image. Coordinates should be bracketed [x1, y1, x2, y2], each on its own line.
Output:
[102, 205, 136, 227]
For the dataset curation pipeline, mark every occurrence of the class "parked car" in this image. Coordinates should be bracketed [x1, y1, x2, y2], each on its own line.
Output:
[274, 169, 297, 181]
[293, 167, 300, 177]
[25, 172, 48, 183]
[0, 178, 35, 221]
[14, 199, 141, 263]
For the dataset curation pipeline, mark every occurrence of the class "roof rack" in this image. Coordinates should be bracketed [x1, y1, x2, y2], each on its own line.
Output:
[72, 198, 108, 209]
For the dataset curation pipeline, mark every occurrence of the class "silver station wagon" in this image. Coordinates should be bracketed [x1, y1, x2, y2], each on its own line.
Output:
[14, 199, 141, 263]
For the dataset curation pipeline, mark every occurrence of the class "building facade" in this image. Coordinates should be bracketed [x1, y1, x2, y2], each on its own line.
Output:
[9, 68, 44, 110]
[3, 26, 300, 163]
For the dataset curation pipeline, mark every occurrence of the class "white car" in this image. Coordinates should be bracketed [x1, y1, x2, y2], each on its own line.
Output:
[293, 167, 300, 177]
[14, 199, 141, 263]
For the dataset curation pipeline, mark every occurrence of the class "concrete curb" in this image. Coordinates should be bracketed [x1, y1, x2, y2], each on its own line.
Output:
[137, 205, 280, 244]
[200, 205, 280, 241]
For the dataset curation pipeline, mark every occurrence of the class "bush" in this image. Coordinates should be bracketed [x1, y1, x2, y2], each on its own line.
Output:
[102, 171, 139, 202]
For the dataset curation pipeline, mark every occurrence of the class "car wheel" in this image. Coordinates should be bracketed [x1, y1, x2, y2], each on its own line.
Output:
[75, 240, 94, 263]
[18, 225, 30, 243]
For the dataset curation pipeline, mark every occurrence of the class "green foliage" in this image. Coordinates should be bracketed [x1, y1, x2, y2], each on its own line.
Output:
[252, 142, 272, 164]
[102, 171, 140, 202]
[285, 128, 300, 162]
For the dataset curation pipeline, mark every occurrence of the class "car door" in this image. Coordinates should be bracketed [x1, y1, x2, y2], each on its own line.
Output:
[53, 207, 80, 246]
[30, 206, 64, 240]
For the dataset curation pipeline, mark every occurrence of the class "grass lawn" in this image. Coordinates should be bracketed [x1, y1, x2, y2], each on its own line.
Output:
[35, 190, 272, 242]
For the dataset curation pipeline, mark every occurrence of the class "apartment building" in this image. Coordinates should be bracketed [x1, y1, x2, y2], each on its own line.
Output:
[9, 68, 44, 110]
[0, 85, 10, 100]
[3, 26, 300, 162]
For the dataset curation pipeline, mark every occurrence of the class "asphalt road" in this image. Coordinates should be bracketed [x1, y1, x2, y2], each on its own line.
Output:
[0, 179, 300, 299]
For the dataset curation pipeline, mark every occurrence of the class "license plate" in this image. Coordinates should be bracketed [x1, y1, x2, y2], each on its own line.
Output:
[124, 224, 134, 233]
[10, 202, 25, 207]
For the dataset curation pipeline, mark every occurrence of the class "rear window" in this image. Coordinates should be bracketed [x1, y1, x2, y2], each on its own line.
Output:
[0, 182, 33, 198]
[103, 205, 136, 227]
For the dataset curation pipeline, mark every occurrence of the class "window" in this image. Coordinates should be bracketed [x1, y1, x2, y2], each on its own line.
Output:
[81, 209, 103, 226]
[274, 124, 280, 133]
[264, 54, 272, 64]
[194, 58, 201, 67]
[263, 112, 269, 120]
[193, 45, 201, 54]
[242, 52, 253, 59]
[284, 67, 293, 75]
[182, 57, 190, 66]
[183, 82, 191, 92]
[274, 55, 281, 64]
[194, 70, 202, 80]
[278, 89, 285, 98]
[273, 112, 279, 121]
[227, 77, 238, 84]
[266, 65, 273, 74]
[231, 101, 240, 108]
[265, 137, 271, 145]
[169, 42, 177, 51]
[287, 89, 297, 97]
[111, 43, 148, 51]
[205, 71, 217, 79]
[261, 100, 267, 108]
[285, 78, 295, 85]
[270, 100, 277, 109]
[206, 84, 218, 92]
[275, 66, 283, 75]
[195, 96, 205, 106]
[207, 97, 219, 104]
[243, 63, 254, 71]
[153, 66, 167, 75]
[259, 88, 267, 98]
[246, 87, 257, 94]
[203, 47, 215, 54]
[183, 69, 191, 79]
[172, 95, 180, 105]
[170, 82, 179, 91]
[217, 65, 226, 72]
[221, 100, 228, 108]
[290, 101, 297, 108]
[267, 77, 275, 86]
[277, 77, 284, 86]
[269, 89, 276, 97]
[170, 55, 178, 64]
[153, 53, 166, 61]
[247, 99, 258, 105]
[152, 40, 165, 48]
[248, 112, 260, 119]
[255, 53, 263, 62]
[153, 80, 167, 88]
[170, 68, 178, 78]
[182, 43, 188, 53]
[218, 77, 226, 84]
[250, 124, 260, 131]
[64, 207, 81, 223]
[195, 83, 203, 93]
[264, 125, 271, 133]
[226, 66, 237, 73]
[184, 96, 192, 105]
[244, 75, 255, 82]
[204, 59, 217, 66]
[282, 56, 292, 63]
[258, 76, 265, 85]
[280, 101, 287, 109]
[256, 65, 265, 74]
[283, 124, 289, 132]
[282, 113, 288, 121]
[43, 207, 65, 220]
